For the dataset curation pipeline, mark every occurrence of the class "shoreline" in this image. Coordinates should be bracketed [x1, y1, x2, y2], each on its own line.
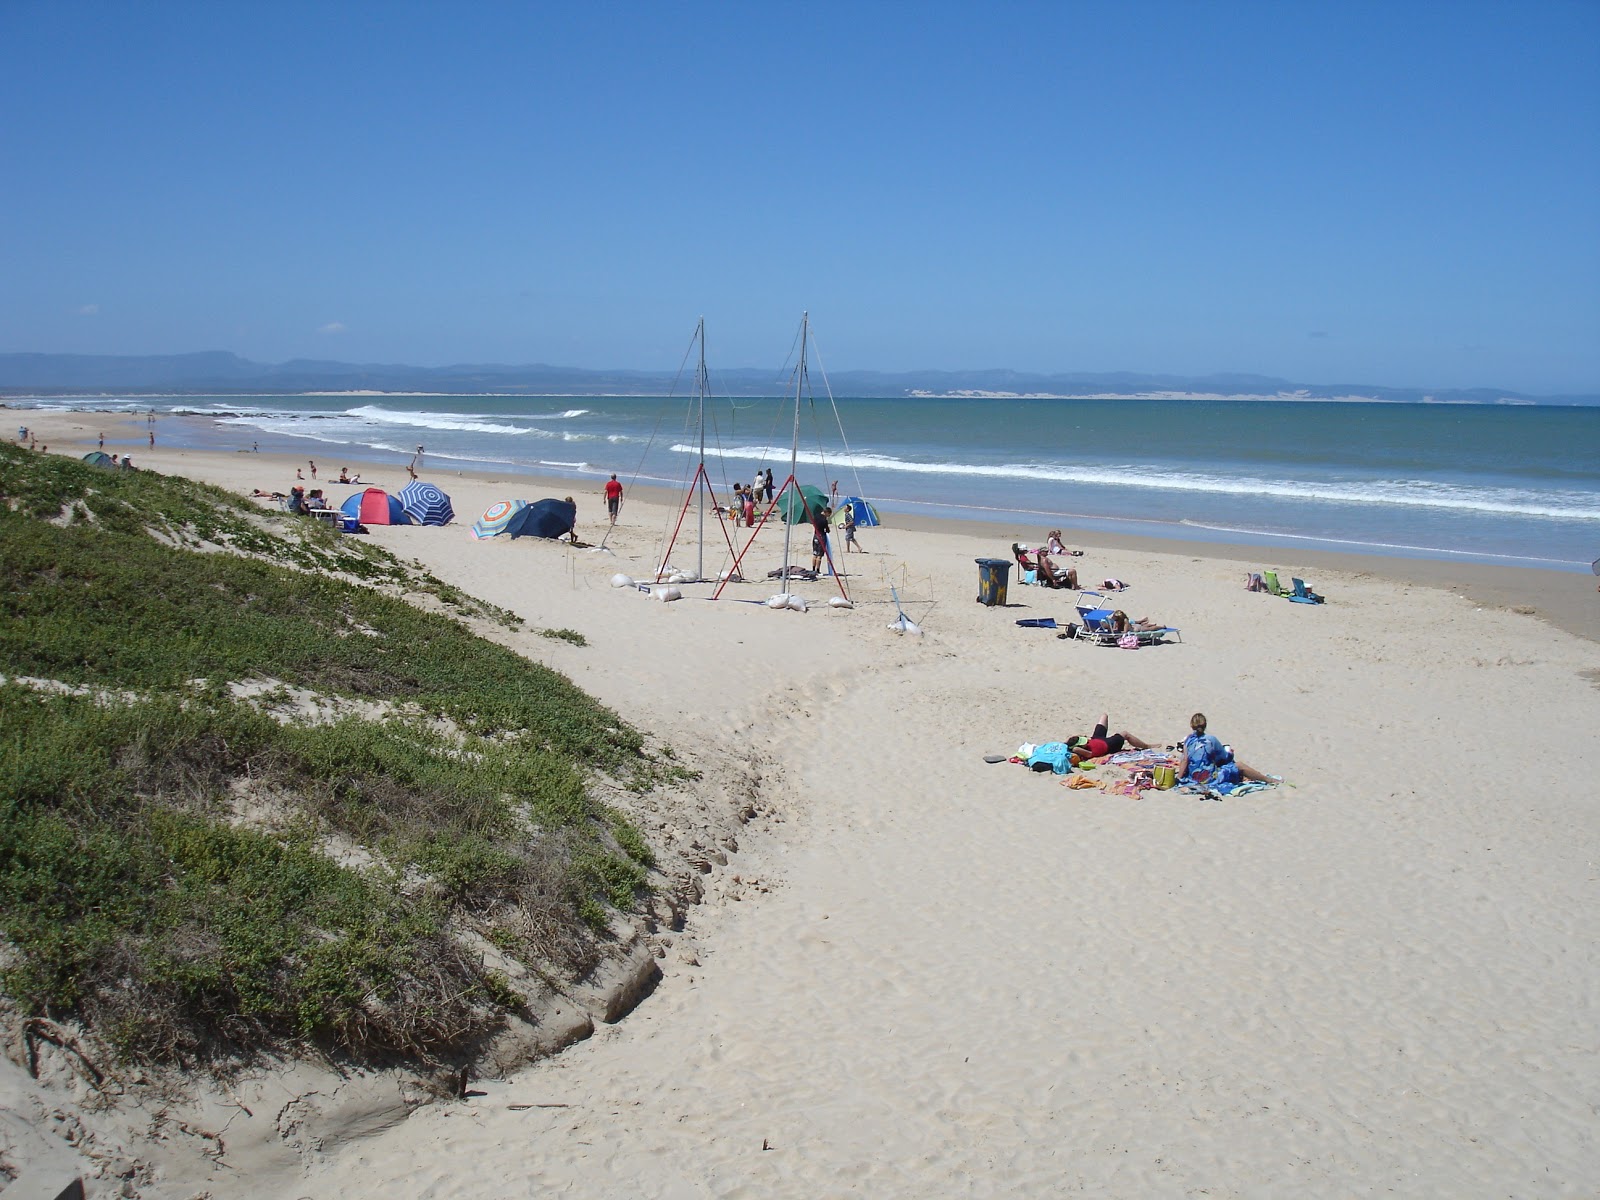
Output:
[10, 395, 1597, 579]
[18, 407, 1596, 645]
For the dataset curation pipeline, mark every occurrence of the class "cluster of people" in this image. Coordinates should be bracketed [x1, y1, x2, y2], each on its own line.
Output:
[281, 486, 330, 514]
[1013, 542, 1078, 590]
[1062, 712, 1270, 787]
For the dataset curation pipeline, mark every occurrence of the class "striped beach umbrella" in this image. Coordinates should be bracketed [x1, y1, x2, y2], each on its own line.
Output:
[471, 498, 527, 539]
[399, 480, 454, 526]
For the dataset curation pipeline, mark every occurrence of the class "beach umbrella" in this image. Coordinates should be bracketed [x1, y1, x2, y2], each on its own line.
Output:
[505, 498, 577, 540]
[471, 499, 527, 539]
[833, 496, 880, 527]
[398, 480, 454, 526]
[777, 484, 830, 525]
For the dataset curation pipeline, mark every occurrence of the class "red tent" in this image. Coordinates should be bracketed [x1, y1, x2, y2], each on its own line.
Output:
[339, 488, 409, 525]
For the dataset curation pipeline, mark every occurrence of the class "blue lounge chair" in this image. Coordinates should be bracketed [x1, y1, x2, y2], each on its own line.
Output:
[1290, 577, 1325, 604]
[1070, 592, 1181, 646]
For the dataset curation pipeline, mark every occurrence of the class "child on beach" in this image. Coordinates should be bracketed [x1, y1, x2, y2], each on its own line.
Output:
[843, 503, 863, 552]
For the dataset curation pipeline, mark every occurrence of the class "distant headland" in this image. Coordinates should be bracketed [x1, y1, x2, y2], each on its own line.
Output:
[1, 351, 1594, 405]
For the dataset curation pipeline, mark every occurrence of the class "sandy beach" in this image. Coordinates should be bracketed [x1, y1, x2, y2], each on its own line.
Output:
[10, 410, 1600, 1197]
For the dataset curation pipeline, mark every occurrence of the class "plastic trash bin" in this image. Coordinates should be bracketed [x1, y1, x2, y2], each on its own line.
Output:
[975, 558, 1010, 606]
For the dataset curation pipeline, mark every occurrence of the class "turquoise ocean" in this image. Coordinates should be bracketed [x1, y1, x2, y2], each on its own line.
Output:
[21, 393, 1600, 571]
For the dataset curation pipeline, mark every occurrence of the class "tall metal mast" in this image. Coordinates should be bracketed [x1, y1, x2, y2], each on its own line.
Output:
[694, 318, 707, 581]
[782, 312, 808, 579]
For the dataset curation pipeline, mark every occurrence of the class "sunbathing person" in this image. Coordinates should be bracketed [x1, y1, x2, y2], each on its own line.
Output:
[1173, 712, 1270, 785]
[1012, 544, 1078, 589]
[1110, 610, 1165, 634]
[1037, 551, 1078, 590]
[1046, 530, 1084, 557]
[1066, 715, 1153, 763]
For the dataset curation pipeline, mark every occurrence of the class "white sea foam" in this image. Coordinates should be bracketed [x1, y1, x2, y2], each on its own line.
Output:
[344, 405, 528, 436]
[673, 443, 1600, 522]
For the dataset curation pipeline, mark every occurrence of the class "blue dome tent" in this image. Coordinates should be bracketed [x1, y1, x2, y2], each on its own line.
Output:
[834, 496, 880, 527]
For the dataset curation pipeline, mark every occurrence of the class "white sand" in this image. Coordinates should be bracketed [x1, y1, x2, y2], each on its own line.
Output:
[10, 413, 1600, 1198]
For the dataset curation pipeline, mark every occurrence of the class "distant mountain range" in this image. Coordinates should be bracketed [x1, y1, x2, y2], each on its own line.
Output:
[1, 351, 1594, 405]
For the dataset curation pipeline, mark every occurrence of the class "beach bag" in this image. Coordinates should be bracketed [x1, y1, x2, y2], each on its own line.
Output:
[1151, 764, 1176, 789]
[1026, 742, 1072, 775]
[1117, 633, 1139, 649]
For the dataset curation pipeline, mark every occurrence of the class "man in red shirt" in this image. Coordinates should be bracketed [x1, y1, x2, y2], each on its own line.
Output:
[604, 474, 623, 525]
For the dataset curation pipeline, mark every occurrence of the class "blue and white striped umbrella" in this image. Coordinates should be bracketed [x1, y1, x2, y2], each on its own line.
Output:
[399, 480, 454, 526]
[471, 498, 527, 539]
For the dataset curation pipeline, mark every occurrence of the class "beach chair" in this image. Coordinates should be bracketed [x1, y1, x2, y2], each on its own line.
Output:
[1011, 544, 1041, 586]
[1289, 577, 1325, 604]
[1071, 592, 1181, 646]
[1262, 570, 1290, 597]
[1072, 592, 1117, 643]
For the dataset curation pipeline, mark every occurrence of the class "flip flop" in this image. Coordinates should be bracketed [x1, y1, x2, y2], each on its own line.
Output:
[983, 754, 1008, 764]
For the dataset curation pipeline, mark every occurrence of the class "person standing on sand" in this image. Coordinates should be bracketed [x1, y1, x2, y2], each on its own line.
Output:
[811, 503, 832, 574]
[98, 432, 104, 450]
[843, 503, 863, 552]
[764, 468, 774, 502]
[604, 473, 623, 524]
[309, 460, 317, 480]
[149, 430, 155, 448]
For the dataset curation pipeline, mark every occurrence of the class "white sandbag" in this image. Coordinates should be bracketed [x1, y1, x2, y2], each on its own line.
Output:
[827, 596, 853, 609]
[719, 568, 742, 582]
[766, 594, 792, 609]
[651, 585, 682, 602]
[610, 573, 635, 588]
[668, 572, 689, 584]
[888, 615, 923, 636]
[786, 595, 808, 612]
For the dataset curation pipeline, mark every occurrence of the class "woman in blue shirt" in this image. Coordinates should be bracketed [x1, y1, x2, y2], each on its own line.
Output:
[1176, 713, 1271, 786]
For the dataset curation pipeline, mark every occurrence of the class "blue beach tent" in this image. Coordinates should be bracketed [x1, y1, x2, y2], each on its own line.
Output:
[834, 496, 881, 527]
[505, 498, 577, 540]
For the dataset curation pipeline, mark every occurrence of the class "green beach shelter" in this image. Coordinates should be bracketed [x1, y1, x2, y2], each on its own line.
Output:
[777, 483, 829, 524]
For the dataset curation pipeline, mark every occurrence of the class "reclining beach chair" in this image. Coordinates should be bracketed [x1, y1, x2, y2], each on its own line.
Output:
[1071, 591, 1181, 646]
[1262, 570, 1290, 597]
[1072, 592, 1117, 643]
[1290, 577, 1325, 604]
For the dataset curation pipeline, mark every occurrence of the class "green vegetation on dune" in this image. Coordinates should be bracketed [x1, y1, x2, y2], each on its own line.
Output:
[0, 445, 658, 1067]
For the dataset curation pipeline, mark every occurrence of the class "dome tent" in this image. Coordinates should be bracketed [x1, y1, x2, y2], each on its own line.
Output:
[339, 488, 409, 525]
[833, 496, 880, 527]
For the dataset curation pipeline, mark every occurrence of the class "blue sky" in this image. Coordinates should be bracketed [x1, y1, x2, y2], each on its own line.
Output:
[2, 1, 1596, 393]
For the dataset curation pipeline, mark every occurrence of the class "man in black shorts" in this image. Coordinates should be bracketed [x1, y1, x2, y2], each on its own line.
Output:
[1068, 715, 1153, 762]
[810, 503, 832, 575]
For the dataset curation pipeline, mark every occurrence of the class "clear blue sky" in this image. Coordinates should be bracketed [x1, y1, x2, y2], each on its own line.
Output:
[3, 1, 1596, 392]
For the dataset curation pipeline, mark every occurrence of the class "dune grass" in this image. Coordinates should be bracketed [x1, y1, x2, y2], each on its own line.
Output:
[0, 445, 658, 1066]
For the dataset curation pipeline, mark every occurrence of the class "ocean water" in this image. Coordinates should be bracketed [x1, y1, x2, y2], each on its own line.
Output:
[19, 393, 1600, 570]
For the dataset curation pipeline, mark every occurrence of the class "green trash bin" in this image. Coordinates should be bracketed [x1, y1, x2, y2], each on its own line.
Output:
[975, 558, 1010, 606]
